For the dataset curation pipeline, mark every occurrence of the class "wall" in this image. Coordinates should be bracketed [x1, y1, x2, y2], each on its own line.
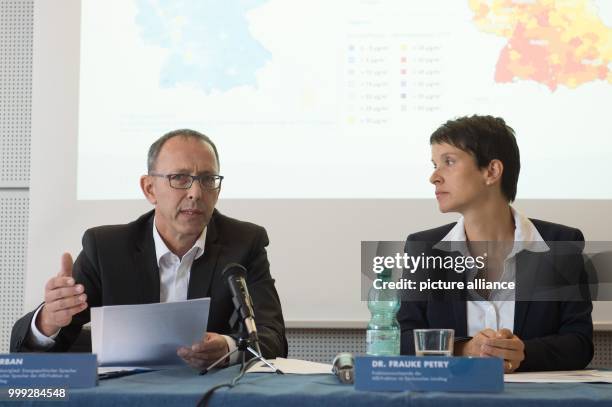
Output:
[0, 0, 31, 353]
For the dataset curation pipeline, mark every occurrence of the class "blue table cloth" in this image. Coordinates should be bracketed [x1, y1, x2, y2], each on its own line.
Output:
[17, 365, 612, 406]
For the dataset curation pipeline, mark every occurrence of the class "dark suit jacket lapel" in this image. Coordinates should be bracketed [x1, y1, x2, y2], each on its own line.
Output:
[453, 301, 468, 337]
[433, 247, 469, 337]
[514, 250, 544, 337]
[134, 214, 161, 304]
[453, 251, 468, 337]
[188, 213, 222, 299]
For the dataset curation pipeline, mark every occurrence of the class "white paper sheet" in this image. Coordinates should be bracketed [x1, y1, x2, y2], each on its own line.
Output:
[98, 366, 153, 375]
[246, 357, 333, 375]
[91, 298, 210, 366]
[505, 370, 612, 383]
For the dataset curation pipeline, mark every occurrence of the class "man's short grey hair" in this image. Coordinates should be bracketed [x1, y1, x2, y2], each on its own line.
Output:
[147, 129, 220, 173]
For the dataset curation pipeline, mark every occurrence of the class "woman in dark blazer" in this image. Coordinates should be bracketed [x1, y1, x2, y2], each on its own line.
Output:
[398, 115, 593, 372]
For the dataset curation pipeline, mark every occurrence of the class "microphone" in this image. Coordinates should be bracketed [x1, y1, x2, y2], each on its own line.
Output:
[222, 263, 258, 343]
[332, 353, 354, 384]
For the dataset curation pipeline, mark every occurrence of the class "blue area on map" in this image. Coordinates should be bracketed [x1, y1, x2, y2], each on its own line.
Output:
[135, 0, 271, 93]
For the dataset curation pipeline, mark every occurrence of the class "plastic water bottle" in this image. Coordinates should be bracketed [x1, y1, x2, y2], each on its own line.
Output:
[366, 270, 400, 356]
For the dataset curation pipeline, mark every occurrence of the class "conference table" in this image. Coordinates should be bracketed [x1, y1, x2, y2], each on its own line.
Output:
[16, 364, 612, 406]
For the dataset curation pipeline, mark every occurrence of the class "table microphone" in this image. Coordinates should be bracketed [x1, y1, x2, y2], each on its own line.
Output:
[222, 263, 258, 343]
[332, 353, 354, 384]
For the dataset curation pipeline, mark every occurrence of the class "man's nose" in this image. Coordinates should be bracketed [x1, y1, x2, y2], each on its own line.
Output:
[187, 179, 203, 199]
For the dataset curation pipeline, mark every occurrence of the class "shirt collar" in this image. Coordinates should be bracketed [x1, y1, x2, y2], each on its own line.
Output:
[152, 217, 207, 266]
[434, 206, 549, 254]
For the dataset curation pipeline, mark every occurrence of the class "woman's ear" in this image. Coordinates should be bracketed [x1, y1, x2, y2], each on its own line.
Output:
[484, 159, 504, 186]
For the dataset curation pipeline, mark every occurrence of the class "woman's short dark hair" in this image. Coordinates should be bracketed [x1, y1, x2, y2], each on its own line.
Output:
[430, 115, 520, 202]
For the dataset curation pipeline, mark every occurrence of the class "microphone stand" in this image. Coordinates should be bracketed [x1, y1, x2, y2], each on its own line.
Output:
[200, 308, 283, 375]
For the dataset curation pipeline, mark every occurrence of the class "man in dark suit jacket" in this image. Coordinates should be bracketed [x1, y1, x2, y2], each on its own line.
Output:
[399, 219, 593, 372]
[11, 129, 287, 367]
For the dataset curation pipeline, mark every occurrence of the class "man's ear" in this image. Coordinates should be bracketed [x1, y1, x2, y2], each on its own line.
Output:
[140, 175, 157, 205]
[484, 159, 504, 186]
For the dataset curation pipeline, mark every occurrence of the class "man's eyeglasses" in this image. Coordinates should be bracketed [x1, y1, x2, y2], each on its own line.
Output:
[149, 173, 224, 190]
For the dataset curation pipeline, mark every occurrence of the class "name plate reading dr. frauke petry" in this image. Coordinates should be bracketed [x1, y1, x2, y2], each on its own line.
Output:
[0, 354, 97, 388]
[355, 356, 503, 392]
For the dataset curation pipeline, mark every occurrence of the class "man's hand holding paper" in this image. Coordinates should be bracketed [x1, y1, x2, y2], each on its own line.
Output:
[177, 332, 229, 369]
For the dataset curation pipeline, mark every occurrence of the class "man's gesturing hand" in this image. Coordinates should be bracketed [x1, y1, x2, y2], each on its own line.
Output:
[36, 253, 88, 337]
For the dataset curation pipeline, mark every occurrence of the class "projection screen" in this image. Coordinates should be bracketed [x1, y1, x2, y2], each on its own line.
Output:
[27, 0, 612, 327]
